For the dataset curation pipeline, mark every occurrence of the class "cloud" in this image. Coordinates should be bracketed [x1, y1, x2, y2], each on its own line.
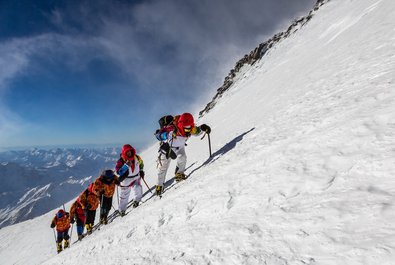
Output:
[0, 39, 32, 144]
[0, 34, 104, 146]
[1, 0, 316, 104]
[42, 0, 316, 103]
[0, 0, 316, 147]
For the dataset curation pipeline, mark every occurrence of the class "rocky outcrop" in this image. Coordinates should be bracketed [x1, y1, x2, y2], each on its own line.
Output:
[199, 0, 331, 117]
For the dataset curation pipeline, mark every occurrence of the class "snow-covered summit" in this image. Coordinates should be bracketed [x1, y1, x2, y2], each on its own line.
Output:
[1, 0, 395, 264]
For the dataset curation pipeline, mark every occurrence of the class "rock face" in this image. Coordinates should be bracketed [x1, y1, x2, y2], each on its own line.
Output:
[199, 0, 330, 117]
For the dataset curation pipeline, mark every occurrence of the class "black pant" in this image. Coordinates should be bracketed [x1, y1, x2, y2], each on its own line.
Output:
[56, 231, 70, 243]
[85, 209, 96, 226]
[100, 195, 113, 219]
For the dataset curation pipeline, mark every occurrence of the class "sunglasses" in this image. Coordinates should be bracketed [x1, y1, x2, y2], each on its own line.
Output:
[183, 126, 192, 132]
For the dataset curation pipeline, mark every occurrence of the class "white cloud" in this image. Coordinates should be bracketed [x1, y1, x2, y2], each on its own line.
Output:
[0, 39, 32, 145]
[0, 0, 316, 147]
[0, 34, 103, 146]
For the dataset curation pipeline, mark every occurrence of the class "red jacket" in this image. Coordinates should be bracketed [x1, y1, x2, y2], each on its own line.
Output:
[69, 200, 86, 223]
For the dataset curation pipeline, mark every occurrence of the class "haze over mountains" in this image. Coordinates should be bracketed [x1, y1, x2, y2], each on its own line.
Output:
[0, 148, 118, 228]
[1, 0, 395, 264]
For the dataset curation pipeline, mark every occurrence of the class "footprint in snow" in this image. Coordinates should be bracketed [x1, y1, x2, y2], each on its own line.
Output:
[227, 191, 235, 210]
[144, 224, 151, 235]
[158, 212, 165, 227]
[186, 200, 198, 220]
[247, 223, 263, 238]
[126, 227, 136, 238]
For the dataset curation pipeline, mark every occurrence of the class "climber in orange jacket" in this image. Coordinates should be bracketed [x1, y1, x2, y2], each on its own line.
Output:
[78, 182, 100, 234]
[93, 169, 119, 224]
[50, 209, 71, 253]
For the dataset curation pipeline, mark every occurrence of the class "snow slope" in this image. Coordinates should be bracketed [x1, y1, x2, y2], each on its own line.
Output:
[1, 0, 395, 264]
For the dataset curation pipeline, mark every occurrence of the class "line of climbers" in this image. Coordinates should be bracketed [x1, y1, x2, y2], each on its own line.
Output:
[50, 112, 211, 253]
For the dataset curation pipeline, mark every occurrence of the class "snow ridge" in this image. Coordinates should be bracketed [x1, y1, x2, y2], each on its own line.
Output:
[1, 0, 395, 264]
[199, 0, 332, 117]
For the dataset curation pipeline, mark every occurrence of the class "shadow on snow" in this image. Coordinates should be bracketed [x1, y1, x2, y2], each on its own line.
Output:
[188, 127, 255, 177]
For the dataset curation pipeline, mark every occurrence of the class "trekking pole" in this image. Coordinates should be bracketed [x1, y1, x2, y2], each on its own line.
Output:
[52, 228, 57, 251]
[201, 133, 212, 158]
[116, 187, 120, 207]
[69, 223, 74, 246]
[208, 133, 212, 157]
[100, 194, 104, 213]
[53, 228, 57, 242]
[142, 177, 152, 194]
[62, 204, 66, 211]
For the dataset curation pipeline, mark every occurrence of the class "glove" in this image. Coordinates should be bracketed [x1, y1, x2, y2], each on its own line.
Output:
[70, 218, 75, 224]
[114, 178, 120, 185]
[200, 124, 211, 134]
[50, 223, 55, 228]
[140, 171, 145, 178]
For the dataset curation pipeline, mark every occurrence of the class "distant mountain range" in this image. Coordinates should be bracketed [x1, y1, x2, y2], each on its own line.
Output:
[0, 147, 119, 228]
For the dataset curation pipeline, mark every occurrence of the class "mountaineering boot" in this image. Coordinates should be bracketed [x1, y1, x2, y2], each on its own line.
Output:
[120, 211, 126, 217]
[63, 239, 69, 249]
[56, 242, 63, 253]
[78, 234, 84, 241]
[132, 201, 139, 208]
[175, 172, 186, 182]
[100, 216, 108, 225]
[156, 185, 163, 196]
[85, 223, 93, 235]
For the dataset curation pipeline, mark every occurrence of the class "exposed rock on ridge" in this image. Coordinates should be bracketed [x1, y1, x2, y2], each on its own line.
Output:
[199, 0, 331, 117]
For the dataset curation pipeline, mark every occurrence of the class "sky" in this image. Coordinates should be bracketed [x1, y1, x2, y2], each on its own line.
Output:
[0, 0, 315, 150]
[1, 0, 395, 263]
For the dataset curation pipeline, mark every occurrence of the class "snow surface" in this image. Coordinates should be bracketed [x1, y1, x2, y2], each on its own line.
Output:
[1, 0, 395, 264]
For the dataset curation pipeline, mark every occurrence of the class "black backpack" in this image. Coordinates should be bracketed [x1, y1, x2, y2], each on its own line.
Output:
[157, 115, 177, 159]
[158, 115, 174, 129]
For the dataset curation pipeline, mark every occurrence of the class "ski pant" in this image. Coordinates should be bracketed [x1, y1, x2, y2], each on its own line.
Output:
[85, 209, 96, 226]
[119, 178, 142, 212]
[100, 194, 113, 219]
[56, 230, 70, 243]
[157, 146, 187, 186]
[76, 218, 84, 235]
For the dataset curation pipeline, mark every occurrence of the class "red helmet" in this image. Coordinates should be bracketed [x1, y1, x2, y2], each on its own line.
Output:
[177, 113, 194, 135]
[121, 144, 136, 161]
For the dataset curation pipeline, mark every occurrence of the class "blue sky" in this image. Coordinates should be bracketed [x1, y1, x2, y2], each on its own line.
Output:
[0, 0, 315, 151]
